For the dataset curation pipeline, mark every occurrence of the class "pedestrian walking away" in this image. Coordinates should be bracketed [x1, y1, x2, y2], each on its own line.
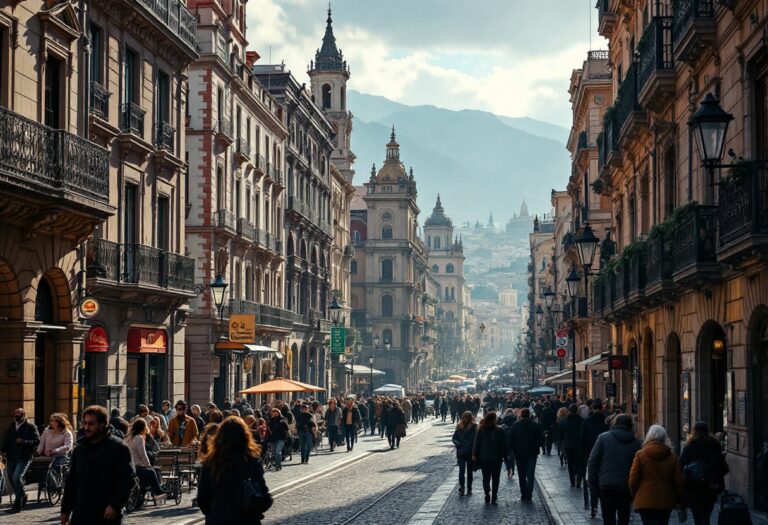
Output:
[472, 411, 508, 505]
[61, 405, 134, 525]
[558, 404, 585, 488]
[629, 424, 685, 525]
[509, 407, 544, 501]
[679, 421, 730, 525]
[1, 407, 40, 514]
[579, 398, 609, 517]
[452, 410, 477, 496]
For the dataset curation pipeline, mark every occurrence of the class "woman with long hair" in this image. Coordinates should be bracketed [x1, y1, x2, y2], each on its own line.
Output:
[126, 418, 165, 501]
[197, 416, 273, 525]
[37, 413, 73, 470]
[472, 411, 508, 505]
[629, 425, 685, 525]
[148, 415, 170, 447]
[452, 411, 478, 496]
[679, 421, 729, 525]
[555, 406, 569, 467]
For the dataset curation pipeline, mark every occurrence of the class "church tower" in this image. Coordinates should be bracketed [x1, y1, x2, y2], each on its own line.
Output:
[308, 6, 355, 182]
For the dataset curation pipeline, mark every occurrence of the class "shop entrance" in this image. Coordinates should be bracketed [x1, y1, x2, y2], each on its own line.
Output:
[697, 321, 728, 434]
[34, 277, 58, 429]
[126, 328, 167, 415]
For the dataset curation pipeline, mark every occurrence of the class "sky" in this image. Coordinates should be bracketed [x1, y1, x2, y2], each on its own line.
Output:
[246, 0, 606, 128]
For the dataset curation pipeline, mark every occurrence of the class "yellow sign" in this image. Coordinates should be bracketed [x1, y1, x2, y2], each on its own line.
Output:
[79, 297, 100, 318]
[229, 314, 256, 343]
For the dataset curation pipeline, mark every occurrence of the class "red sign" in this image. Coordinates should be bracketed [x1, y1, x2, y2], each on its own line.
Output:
[556, 348, 567, 358]
[608, 355, 629, 370]
[85, 326, 109, 353]
[127, 328, 167, 354]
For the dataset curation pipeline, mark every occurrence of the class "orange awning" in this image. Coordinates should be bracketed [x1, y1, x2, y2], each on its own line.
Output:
[239, 377, 324, 394]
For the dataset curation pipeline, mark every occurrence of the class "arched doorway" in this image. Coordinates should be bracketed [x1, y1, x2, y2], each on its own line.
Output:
[748, 306, 768, 509]
[628, 339, 639, 415]
[664, 332, 683, 452]
[697, 320, 728, 434]
[641, 329, 655, 432]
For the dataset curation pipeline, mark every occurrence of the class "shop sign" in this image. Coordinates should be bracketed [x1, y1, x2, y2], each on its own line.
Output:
[79, 297, 100, 318]
[127, 328, 167, 353]
[608, 355, 629, 370]
[85, 326, 109, 353]
[331, 327, 346, 354]
[605, 382, 617, 397]
[229, 314, 256, 343]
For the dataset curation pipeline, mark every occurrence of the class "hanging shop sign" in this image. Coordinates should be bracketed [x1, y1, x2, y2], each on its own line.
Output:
[229, 314, 256, 343]
[127, 328, 167, 353]
[79, 297, 100, 318]
[85, 326, 109, 353]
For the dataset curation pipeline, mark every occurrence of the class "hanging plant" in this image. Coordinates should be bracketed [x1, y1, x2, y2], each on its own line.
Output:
[721, 158, 751, 186]
[590, 178, 604, 195]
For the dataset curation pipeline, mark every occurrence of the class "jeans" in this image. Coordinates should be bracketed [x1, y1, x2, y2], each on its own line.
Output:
[328, 426, 339, 450]
[638, 509, 672, 525]
[599, 487, 632, 525]
[543, 431, 553, 455]
[457, 456, 473, 489]
[441, 410, 447, 422]
[565, 450, 583, 485]
[690, 499, 716, 525]
[271, 440, 284, 469]
[515, 456, 538, 498]
[136, 466, 164, 495]
[344, 424, 356, 449]
[480, 461, 502, 498]
[6, 458, 31, 506]
[299, 430, 313, 462]
[369, 416, 376, 434]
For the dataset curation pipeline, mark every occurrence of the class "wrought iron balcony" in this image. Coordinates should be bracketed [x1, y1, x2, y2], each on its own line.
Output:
[592, 278, 606, 317]
[673, 0, 715, 64]
[154, 121, 175, 151]
[613, 258, 628, 310]
[287, 196, 312, 221]
[718, 166, 768, 262]
[87, 239, 195, 292]
[134, 0, 198, 55]
[0, 106, 110, 207]
[599, 112, 621, 176]
[563, 297, 588, 321]
[255, 155, 267, 174]
[597, 0, 618, 37]
[234, 137, 251, 163]
[215, 118, 233, 145]
[615, 63, 647, 145]
[670, 204, 720, 285]
[121, 102, 145, 137]
[644, 233, 673, 298]
[627, 248, 647, 303]
[228, 299, 299, 329]
[90, 81, 110, 120]
[237, 217, 255, 242]
[638, 17, 674, 112]
[215, 209, 236, 233]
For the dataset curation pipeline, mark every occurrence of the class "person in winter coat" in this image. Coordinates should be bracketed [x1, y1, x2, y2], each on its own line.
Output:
[555, 406, 569, 466]
[266, 408, 289, 471]
[500, 409, 517, 478]
[539, 401, 556, 456]
[579, 399, 609, 517]
[629, 424, 685, 525]
[508, 408, 544, 501]
[452, 411, 477, 496]
[324, 399, 343, 451]
[341, 400, 361, 451]
[61, 405, 134, 525]
[439, 396, 449, 422]
[386, 402, 407, 449]
[587, 414, 641, 525]
[679, 421, 729, 525]
[1, 407, 40, 513]
[558, 404, 585, 487]
[197, 416, 273, 525]
[472, 411, 508, 505]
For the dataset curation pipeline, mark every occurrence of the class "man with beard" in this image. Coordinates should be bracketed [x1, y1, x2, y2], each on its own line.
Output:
[1, 408, 39, 514]
[167, 400, 198, 447]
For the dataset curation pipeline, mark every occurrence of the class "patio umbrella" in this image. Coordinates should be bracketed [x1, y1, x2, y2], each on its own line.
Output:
[448, 374, 467, 381]
[238, 377, 324, 394]
[527, 386, 556, 395]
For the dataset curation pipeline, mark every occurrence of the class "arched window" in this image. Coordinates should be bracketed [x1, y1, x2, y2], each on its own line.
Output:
[382, 328, 393, 345]
[381, 259, 393, 282]
[350, 260, 358, 275]
[446, 263, 455, 274]
[432, 264, 439, 273]
[382, 226, 393, 239]
[381, 295, 393, 317]
[382, 212, 392, 222]
[322, 84, 331, 109]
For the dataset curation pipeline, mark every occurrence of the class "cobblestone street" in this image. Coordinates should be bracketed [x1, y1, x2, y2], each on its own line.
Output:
[0, 418, 552, 525]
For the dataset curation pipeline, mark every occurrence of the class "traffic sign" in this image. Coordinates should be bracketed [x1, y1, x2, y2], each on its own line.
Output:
[556, 348, 567, 358]
[556, 336, 568, 348]
[556, 329, 568, 338]
[331, 327, 346, 354]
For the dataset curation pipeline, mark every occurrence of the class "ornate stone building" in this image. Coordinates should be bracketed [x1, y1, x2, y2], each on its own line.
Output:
[185, 0, 291, 406]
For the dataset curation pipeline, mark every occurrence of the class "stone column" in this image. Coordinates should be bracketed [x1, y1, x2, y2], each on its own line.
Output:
[0, 321, 40, 421]
[57, 323, 89, 422]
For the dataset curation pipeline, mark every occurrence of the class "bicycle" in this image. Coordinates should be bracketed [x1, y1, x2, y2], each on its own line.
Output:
[44, 459, 69, 506]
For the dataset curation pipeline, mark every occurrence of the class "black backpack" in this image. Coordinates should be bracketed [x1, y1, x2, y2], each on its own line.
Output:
[717, 491, 752, 525]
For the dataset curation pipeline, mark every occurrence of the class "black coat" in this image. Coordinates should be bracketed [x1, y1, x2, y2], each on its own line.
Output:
[267, 416, 289, 442]
[558, 414, 584, 453]
[578, 412, 609, 458]
[341, 406, 361, 426]
[197, 456, 272, 525]
[386, 407, 406, 430]
[679, 437, 729, 500]
[539, 407, 557, 432]
[1, 419, 40, 461]
[61, 435, 134, 525]
[473, 425, 508, 464]
[295, 412, 315, 433]
[452, 423, 477, 459]
[509, 418, 544, 460]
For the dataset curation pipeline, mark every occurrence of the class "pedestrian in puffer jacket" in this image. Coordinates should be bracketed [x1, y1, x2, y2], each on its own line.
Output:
[579, 399, 609, 517]
[558, 404, 585, 487]
[679, 421, 729, 525]
[472, 411, 507, 505]
[452, 411, 477, 496]
[588, 414, 641, 525]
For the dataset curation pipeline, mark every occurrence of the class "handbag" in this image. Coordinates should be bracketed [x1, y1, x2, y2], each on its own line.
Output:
[683, 460, 708, 482]
[395, 423, 407, 438]
[240, 463, 273, 518]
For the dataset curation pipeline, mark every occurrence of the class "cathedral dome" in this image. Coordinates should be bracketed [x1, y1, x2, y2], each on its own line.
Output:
[375, 126, 407, 182]
[425, 195, 453, 227]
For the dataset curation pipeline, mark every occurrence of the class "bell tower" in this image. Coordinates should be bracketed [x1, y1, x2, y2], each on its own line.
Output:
[308, 6, 355, 182]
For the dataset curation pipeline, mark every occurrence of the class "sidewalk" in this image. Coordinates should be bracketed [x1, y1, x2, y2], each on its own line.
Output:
[535, 452, 768, 525]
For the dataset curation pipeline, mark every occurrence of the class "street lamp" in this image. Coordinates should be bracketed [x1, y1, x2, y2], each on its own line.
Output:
[543, 286, 555, 310]
[384, 339, 391, 351]
[209, 273, 228, 321]
[575, 224, 600, 272]
[535, 304, 544, 326]
[368, 355, 375, 396]
[374, 335, 380, 348]
[689, 93, 733, 168]
[329, 296, 342, 325]
[566, 264, 581, 299]
[565, 264, 581, 403]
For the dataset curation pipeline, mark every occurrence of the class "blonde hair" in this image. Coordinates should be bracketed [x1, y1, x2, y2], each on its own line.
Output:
[49, 413, 73, 432]
[556, 407, 569, 422]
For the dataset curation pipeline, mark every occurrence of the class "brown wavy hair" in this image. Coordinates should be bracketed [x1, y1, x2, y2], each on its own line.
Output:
[202, 416, 261, 480]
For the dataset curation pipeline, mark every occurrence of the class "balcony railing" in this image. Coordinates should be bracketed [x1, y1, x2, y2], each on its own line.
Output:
[638, 17, 674, 98]
[613, 258, 628, 305]
[645, 233, 672, 294]
[228, 299, 300, 329]
[627, 248, 647, 298]
[615, 62, 643, 138]
[216, 209, 236, 232]
[234, 137, 251, 160]
[237, 218, 255, 241]
[563, 297, 588, 320]
[671, 205, 719, 283]
[135, 0, 198, 51]
[673, 0, 715, 59]
[87, 239, 195, 291]
[592, 278, 605, 316]
[0, 106, 110, 203]
[90, 81, 110, 120]
[121, 102, 145, 137]
[216, 118, 232, 140]
[154, 121, 175, 151]
[599, 111, 620, 172]
[718, 166, 768, 257]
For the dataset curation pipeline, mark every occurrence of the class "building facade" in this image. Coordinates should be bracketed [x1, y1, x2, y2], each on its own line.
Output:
[185, 0, 291, 407]
[526, 216, 555, 386]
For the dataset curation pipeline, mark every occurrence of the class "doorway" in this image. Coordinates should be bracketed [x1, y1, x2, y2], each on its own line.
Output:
[34, 277, 57, 429]
[126, 353, 166, 415]
[664, 332, 682, 452]
[697, 321, 728, 434]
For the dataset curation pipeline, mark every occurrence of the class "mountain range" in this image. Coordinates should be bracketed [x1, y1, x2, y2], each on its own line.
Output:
[347, 90, 571, 224]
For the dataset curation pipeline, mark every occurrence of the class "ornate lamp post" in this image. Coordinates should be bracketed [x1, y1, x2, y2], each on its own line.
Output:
[209, 273, 228, 321]
[369, 355, 375, 396]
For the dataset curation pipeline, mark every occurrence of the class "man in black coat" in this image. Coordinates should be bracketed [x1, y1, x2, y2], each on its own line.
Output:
[61, 405, 134, 525]
[578, 399, 609, 517]
[341, 400, 361, 451]
[509, 408, 544, 501]
[1, 407, 40, 513]
[559, 404, 585, 488]
[539, 401, 557, 456]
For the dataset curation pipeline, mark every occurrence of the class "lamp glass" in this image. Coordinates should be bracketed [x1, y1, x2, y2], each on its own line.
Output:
[374, 335, 380, 346]
[575, 224, 599, 269]
[329, 296, 342, 324]
[689, 93, 733, 165]
[209, 273, 228, 308]
[543, 287, 555, 309]
[566, 266, 581, 299]
[368, 356, 374, 365]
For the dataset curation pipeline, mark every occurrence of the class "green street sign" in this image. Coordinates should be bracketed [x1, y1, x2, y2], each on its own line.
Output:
[331, 327, 346, 354]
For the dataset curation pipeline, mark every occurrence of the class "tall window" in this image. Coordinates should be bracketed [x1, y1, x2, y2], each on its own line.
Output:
[217, 86, 224, 129]
[663, 147, 676, 219]
[156, 71, 170, 124]
[157, 196, 169, 251]
[382, 226, 393, 239]
[755, 59, 768, 160]
[44, 56, 62, 128]
[350, 260, 358, 275]
[216, 166, 225, 210]
[89, 24, 102, 84]
[123, 48, 138, 104]
[322, 84, 331, 109]
[629, 194, 637, 241]
[446, 263, 455, 274]
[432, 264, 439, 273]
[341, 86, 346, 110]
[124, 184, 138, 245]
[434, 237, 440, 249]
[381, 259, 393, 282]
[381, 295, 393, 317]
[382, 328, 393, 344]
[235, 179, 241, 218]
